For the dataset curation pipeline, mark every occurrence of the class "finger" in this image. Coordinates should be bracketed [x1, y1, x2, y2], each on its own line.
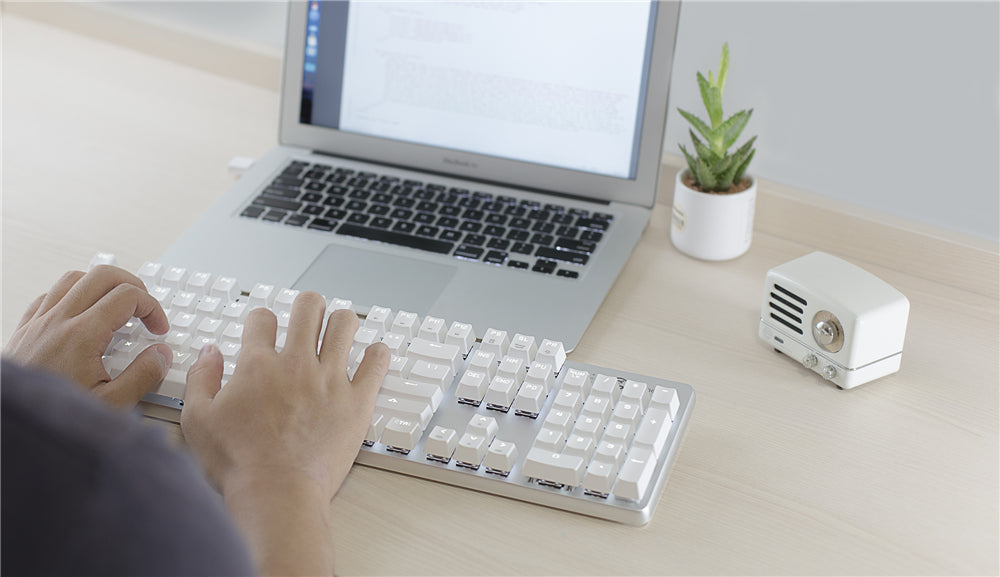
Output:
[182, 345, 224, 423]
[58, 265, 148, 318]
[81, 283, 170, 337]
[35, 270, 85, 317]
[97, 343, 172, 409]
[15, 293, 46, 331]
[350, 342, 390, 399]
[318, 308, 359, 368]
[242, 307, 278, 353]
[282, 291, 326, 355]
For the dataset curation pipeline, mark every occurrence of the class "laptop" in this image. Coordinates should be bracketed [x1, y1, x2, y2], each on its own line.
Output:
[161, 0, 680, 352]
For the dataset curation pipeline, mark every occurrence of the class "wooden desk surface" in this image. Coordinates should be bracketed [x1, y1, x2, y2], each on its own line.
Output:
[3, 7, 998, 575]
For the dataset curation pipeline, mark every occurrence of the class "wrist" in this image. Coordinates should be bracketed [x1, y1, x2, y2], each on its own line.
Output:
[222, 467, 336, 576]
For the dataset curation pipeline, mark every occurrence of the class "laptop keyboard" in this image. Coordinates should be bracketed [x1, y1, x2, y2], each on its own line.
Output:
[239, 160, 612, 279]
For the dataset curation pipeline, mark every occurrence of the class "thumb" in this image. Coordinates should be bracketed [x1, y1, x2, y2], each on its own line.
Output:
[183, 345, 224, 418]
[101, 343, 172, 409]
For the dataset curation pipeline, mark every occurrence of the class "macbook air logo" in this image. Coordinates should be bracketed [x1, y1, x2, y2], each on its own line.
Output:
[443, 157, 478, 169]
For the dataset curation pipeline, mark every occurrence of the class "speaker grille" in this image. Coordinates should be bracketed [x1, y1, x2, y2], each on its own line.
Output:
[769, 284, 807, 335]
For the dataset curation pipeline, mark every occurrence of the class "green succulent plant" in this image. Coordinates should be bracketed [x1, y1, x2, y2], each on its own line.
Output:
[678, 43, 756, 193]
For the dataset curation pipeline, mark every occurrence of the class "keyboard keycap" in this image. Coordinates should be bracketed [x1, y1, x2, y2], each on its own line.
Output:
[613, 447, 656, 501]
[523, 448, 585, 487]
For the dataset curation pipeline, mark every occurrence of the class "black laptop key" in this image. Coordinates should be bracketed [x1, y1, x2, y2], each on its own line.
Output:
[507, 229, 530, 242]
[507, 260, 529, 270]
[308, 219, 336, 232]
[557, 269, 580, 279]
[253, 196, 302, 212]
[580, 230, 604, 242]
[440, 229, 463, 242]
[285, 214, 310, 227]
[487, 238, 510, 250]
[575, 217, 610, 231]
[392, 221, 417, 234]
[463, 234, 487, 247]
[240, 205, 265, 219]
[554, 238, 597, 254]
[273, 176, 304, 188]
[535, 246, 589, 266]
[532, 259, 558, 274]
[347, 213, 370, 225]
[263, 210, 286, 223]
[454, 245, 485, 260]
[530, 233, 554, 247]
[370, 217, 393, 229]
[511, 242, 534, 255]
[263, 186, 301, 200]
[484, 250, 508, 265]
[337, 223, 455, 254]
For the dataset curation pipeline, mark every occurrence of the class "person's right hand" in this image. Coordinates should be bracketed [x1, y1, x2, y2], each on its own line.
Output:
[181, 292, 389, 502]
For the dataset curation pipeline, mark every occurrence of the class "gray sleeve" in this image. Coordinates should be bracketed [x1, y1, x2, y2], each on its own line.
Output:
[1, 360, 256, 576]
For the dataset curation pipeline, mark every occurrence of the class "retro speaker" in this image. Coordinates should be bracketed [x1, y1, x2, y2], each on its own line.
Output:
[759, 252, 910, 389]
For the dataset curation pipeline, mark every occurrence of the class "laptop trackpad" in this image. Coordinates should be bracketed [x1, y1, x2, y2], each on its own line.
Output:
[293, 244, 456, 313]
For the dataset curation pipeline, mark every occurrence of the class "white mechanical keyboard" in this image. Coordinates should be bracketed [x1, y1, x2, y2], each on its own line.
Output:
[100, 257, 695, 525]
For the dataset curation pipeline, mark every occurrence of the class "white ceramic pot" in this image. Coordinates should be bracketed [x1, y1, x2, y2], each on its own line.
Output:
[670, 170, 756, 261]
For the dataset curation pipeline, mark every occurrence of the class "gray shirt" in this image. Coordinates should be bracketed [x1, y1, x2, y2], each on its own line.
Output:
[1, 360, 255, 576]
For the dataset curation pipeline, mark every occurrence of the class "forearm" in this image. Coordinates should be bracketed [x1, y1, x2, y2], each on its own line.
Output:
[223, 472, 336, 576]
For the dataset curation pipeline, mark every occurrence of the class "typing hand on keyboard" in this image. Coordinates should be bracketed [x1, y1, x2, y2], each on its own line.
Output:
[179, 291, 390, 575]
[105, 258, 695, 525]
[3, 263, 173, 408]
[180, 295, 390, 502]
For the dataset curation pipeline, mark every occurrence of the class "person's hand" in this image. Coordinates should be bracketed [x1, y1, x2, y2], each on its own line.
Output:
[3, 265, 172, 408]
[180, 292, 389, 575]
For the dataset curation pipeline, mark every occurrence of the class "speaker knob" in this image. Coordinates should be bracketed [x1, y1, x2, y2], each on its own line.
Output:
[812, 311, 844, 353]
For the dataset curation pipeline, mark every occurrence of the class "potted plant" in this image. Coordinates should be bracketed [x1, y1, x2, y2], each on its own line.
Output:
[670, 42, 757, 261]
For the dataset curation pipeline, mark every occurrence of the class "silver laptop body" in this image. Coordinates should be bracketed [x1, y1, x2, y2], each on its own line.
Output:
[161, 1, 680, 351]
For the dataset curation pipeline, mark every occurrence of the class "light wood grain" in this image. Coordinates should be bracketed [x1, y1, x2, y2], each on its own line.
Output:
[3, 8, 997, 575]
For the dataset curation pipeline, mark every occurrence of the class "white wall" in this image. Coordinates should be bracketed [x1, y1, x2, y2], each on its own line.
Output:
[664, 1, 999, 242]
[100, 1, 1000, 242]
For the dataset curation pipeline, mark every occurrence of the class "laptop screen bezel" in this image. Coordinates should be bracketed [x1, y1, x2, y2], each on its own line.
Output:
[278, 1, 680, 209]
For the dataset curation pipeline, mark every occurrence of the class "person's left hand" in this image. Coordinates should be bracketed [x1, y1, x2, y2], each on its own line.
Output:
[3, 265, 172, 408]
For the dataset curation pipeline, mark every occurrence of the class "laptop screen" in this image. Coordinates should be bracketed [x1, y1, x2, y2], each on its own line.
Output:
[299, 1, 657, 180]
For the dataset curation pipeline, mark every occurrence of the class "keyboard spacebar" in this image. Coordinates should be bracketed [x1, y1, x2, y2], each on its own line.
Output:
[336, 224, 455, 254]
